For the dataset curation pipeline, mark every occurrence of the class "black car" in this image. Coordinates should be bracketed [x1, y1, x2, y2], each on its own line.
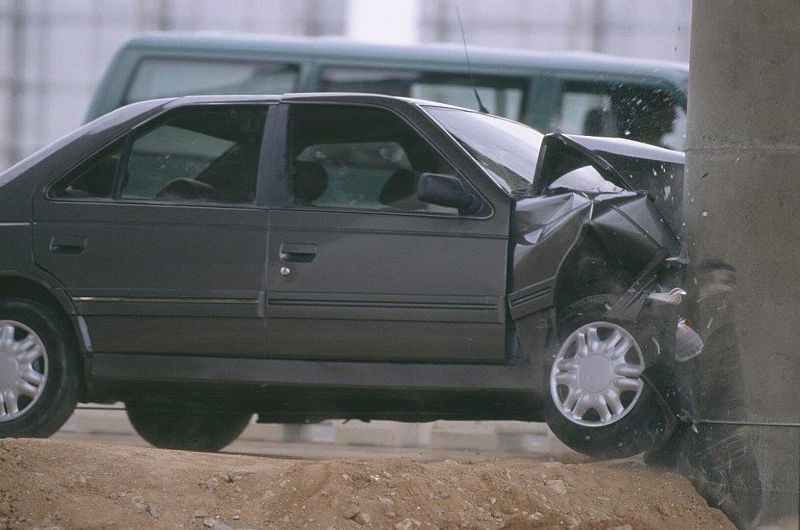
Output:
[0, 94, 687, 457]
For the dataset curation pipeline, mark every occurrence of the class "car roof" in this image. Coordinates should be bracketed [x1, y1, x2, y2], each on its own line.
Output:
[165, 92, 459, 109]
[123, 32, 689, 85]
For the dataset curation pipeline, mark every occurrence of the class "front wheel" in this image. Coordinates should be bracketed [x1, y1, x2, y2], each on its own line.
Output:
[126, 404, 251, 452]
[543, 296, 670, 459]
[0, 299, 80, 438]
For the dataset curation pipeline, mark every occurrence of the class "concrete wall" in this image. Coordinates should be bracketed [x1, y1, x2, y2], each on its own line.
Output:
[680, 1, 800, 526]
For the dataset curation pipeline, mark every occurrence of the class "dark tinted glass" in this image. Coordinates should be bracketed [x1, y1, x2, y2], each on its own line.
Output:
[50, 140, 123, 199]
[425, 107, 542, 193]
[121, 105, 267, 204]
[288, 104, 458, 214]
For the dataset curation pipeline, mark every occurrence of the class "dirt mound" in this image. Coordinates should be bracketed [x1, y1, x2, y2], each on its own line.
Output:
[0, 439, 732, 529]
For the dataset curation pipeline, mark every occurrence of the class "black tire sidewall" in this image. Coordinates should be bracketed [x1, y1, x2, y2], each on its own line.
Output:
[0, 299, 80, 438]
[543, 295, 668, 459]
[126, 404, 251, 452]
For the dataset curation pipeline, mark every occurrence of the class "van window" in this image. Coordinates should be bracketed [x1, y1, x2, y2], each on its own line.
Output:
[556, 82, 685, 150]
[125, 58, 298, 104]
[320, 68, 527, 121]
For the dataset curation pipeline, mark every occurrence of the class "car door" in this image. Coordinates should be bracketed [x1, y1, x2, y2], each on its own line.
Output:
[264, 100, 510, 363]
[32, 103, 271, 357]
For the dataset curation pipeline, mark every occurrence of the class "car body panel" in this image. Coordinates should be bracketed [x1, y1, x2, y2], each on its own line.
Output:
[0, 93, 685, 423]
[33, 202, 269, 356]
[262, 97, 512, 363]
[29, 101, 275, 357]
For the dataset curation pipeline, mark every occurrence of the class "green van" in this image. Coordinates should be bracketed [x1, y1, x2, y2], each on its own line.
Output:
[87, 33, 688, 149]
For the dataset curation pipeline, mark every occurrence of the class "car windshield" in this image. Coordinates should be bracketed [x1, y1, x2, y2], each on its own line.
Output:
[424, 106, 543, 193]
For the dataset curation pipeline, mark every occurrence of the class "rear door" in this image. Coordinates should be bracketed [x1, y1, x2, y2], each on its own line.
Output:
[265, 101, 510, 363]
[33, 103, 271, 357]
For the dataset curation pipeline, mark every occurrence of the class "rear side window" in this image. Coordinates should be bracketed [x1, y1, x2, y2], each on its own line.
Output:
[50, 140, 123, 199]
[320, 68, 527, 121]
[124, 58, 298, 104]
[121, 105, 267, 204]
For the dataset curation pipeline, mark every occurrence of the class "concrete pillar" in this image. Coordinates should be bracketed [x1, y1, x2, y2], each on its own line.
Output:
[675, 1, 800, 527]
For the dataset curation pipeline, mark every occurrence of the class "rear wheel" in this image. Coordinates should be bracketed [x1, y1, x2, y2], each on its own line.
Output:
[0, 299, 80, 438]
[126, 403, 251, 452]
[543, 295, 670, 459]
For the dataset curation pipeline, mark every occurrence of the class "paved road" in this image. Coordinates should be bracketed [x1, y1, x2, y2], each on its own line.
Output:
[54, 406, 583, 463]
[52, 429, 585, 462]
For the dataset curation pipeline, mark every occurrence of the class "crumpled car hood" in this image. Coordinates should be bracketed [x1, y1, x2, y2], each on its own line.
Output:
[530, 132, 685, 236]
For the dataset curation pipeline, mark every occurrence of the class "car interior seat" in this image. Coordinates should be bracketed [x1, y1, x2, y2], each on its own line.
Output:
[155, 178, 216, 201]
[292, 160, 328, 205]
[378, 168, 425, 210]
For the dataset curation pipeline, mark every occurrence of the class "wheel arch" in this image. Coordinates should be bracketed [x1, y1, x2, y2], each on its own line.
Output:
[0, 274, 89, 397]
[552, 229, 636, 320]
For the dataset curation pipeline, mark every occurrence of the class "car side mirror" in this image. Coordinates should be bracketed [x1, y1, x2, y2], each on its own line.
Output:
[417, 173, 481, 214]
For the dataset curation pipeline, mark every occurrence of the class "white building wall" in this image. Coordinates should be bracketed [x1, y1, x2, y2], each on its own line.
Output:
[419, 0, 690, 61]
[0, 0, 689, 170]
[0, 0, 346, 169]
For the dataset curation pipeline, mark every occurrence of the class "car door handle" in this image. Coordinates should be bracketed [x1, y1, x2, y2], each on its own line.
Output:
[279, 242, 317, 263]
[49, 236, 86, 255]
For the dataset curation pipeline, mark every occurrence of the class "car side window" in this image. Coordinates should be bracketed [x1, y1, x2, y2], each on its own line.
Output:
[50, 140, 123, 199]
[120, 105, 267, 204]
[288, 104, 459, 214]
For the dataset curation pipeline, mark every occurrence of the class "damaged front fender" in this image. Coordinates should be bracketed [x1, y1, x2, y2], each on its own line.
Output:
[509, 191, 680, 322]
[510, 133, 686, 407]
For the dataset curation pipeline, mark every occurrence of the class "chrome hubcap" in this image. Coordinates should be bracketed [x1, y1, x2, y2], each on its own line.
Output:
[550, 322, 644, 427]
[0, 321, 48, 422]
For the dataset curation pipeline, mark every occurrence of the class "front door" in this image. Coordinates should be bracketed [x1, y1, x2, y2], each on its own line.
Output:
[33, 104, 271, 357]
[265, 102, 509, 363]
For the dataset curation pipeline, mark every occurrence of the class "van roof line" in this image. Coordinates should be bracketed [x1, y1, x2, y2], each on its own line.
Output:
[125, 32, 688, 78]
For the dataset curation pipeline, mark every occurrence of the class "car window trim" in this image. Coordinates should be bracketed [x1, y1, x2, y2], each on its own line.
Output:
[261, 102, 287, 208]
[274, 100, 494, 220]
[111, 132, 134, 200]
[44, 135, 128, 202]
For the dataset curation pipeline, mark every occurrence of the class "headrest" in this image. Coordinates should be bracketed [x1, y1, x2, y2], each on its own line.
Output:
[293, 160, 328, 204]
[155, 178, 216, 201]
[379, 168, 418, 207]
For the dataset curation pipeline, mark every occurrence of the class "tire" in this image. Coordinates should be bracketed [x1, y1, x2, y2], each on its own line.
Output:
[543, 295, 670, 459]
[126, 403, 251, 452]
[0, 298, 80, 438]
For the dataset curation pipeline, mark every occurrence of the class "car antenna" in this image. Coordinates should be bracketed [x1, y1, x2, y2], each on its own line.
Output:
[456, 5, 489, 114]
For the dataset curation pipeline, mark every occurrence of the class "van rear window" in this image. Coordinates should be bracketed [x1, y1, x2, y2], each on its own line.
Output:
[124, 58, 298, 103]
[320, 68, 527, 121]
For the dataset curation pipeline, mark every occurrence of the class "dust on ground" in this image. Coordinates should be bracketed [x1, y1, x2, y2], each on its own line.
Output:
[0, 439, 733, 530]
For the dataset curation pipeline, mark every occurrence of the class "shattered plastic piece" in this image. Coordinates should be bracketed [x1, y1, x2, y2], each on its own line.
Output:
[675, 319, 704, 361]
